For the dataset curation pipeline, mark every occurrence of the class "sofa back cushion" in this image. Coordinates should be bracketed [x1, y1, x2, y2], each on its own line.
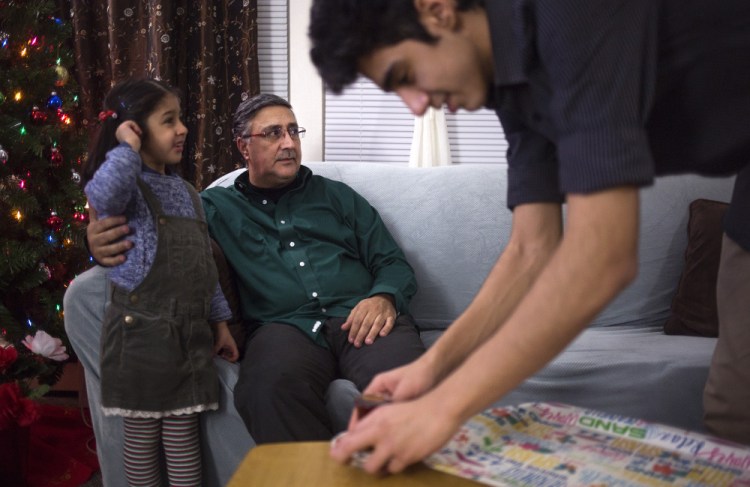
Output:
[588, 175, 733, 328]
[308, 163, 510, 330]
[209, 164, 734, 331]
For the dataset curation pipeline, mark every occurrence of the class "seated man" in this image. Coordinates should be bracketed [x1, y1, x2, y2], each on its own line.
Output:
[65, 93, 425, 482]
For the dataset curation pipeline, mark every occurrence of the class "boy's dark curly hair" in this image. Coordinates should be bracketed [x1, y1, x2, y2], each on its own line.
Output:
[309, 0, 484, 94]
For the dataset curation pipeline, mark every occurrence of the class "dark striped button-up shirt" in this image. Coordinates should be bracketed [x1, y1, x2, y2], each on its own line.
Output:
[487, 0, 750, 248]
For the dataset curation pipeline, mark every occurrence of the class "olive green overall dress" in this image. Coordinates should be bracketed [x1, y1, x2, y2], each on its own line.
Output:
[100, 179, 219, 417]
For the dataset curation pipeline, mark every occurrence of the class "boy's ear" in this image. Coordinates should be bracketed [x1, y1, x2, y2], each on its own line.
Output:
[414, 0, 457, 33]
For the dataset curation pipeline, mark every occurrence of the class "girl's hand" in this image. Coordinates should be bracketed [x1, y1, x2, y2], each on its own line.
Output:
[212, 321, 240, 362]
[115, 120, 143, 152]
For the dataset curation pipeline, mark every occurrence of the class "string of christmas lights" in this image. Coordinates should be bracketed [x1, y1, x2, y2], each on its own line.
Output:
[1, 0, 92, 394]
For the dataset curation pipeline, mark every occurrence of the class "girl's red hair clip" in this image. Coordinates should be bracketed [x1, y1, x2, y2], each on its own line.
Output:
[98, 110, 118, 122]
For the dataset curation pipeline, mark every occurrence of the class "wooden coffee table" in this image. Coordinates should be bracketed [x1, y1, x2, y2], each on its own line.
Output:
[227, 441, 480, 486]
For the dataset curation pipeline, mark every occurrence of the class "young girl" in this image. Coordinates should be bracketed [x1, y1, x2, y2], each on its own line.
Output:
[82, 78, 239, 487]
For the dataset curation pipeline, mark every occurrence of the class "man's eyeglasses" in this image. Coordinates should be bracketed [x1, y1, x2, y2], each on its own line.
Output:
[241, 126, 306, 142]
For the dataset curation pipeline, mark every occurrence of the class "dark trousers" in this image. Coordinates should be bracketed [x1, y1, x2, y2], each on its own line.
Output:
[233, 315, 425, 443]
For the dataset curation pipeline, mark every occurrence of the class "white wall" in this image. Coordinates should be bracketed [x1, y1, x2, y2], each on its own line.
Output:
[289, 0, 324, 161]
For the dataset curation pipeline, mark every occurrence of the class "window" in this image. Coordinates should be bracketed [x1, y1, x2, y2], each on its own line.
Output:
[324, 78, 414, 163]
[258, 0, 288, 99]
[324, 78, 507, 164]
[445, 109, 507, 165]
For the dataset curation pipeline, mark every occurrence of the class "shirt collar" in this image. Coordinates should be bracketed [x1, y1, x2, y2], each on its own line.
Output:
[233, 165, 312, 197]
[485, 1, 528, 88]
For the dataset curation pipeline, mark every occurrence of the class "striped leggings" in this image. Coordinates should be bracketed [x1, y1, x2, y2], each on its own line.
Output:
[123, 414, 201, 487]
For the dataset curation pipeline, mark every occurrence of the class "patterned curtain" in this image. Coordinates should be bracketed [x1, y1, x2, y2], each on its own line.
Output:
[68, 0, 260, 189]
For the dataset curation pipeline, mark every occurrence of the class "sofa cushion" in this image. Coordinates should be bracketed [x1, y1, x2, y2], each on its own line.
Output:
[664, 199, 728, 337]
[588, 175, 733, 328]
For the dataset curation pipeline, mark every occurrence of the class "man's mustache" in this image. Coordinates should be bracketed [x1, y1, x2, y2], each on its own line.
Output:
[277, 149, 298, 161]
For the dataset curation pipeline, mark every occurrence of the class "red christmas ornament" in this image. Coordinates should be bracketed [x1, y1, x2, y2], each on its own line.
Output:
[46, 211, 63, 231]
[51, 262, 67, 282]
[49, 147, 63, 166]
[31, 105, 48, 124]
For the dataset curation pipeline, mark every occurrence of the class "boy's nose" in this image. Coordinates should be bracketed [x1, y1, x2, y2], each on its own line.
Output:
[396, 87, 430, 116]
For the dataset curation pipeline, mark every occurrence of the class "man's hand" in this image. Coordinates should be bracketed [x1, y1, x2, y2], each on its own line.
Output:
[212, 321, 240, 363]
[341, 294, 396, 347]
[87, 206, 132, 266]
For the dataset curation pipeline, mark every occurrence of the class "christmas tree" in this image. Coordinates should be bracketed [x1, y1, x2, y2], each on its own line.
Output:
[0, 0, 91, 397]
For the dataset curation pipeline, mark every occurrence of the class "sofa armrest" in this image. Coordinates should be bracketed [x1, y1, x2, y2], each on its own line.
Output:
[210, 238, 247, 356]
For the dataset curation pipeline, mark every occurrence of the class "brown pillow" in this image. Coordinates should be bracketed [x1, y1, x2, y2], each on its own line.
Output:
[664, 199, 728, 337]
[211, 238, 247, 355]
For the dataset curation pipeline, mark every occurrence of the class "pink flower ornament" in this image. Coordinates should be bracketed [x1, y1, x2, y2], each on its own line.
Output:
[22, 331, 69, 362]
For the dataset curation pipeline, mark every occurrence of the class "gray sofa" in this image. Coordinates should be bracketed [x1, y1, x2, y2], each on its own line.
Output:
[65, 162, 733, 486]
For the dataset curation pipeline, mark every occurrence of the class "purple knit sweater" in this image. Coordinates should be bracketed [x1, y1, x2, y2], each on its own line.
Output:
[84, 143, 231, 323]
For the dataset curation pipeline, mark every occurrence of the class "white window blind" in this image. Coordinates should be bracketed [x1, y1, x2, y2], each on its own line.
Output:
[325, 77, 508, 164]
[325, 78, 414, 163]
[445, 109, 508, 164]
[258, 0, 288, 99]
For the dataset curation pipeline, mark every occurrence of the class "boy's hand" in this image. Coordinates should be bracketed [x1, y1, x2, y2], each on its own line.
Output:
[213, 321, 240, 362]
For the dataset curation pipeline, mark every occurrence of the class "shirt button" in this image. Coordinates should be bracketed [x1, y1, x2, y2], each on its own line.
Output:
[280, 220, 286, 224]
[299, 261, 305, 267]
[159, 217, 167, 225]
[262, 199, 268, 205]
[129, 294, 139, 304]
[312, 292, 318, 298]
[124, 315, 134, 324]
[322, 308, 327, 313]
[290, 242, 295, 247]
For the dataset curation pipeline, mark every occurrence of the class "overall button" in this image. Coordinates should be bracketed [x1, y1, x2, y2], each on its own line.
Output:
[129, 294, 139, 304]
[159, 217, 167, 225]
[124, 315, 134, 325]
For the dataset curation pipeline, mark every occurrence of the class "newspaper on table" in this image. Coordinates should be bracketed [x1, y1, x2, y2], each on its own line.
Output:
[424, 402, 750, 486]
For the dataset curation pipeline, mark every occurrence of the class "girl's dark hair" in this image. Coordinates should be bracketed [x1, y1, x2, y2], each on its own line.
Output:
[81, 78, 179, 186]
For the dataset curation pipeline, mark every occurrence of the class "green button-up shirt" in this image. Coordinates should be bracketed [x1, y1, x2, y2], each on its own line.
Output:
[200, 166, 417, 346]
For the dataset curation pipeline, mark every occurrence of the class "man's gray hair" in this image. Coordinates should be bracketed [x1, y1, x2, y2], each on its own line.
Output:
[232, 93, 293, 139]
